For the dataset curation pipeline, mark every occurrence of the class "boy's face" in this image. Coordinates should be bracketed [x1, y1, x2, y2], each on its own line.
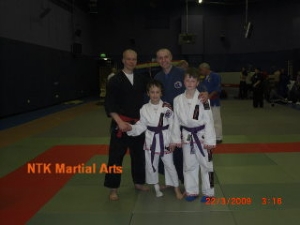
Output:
[148, 86, 162, 104]
[184, 75, 199, 91]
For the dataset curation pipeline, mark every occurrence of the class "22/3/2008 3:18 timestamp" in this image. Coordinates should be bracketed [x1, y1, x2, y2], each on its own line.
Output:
[205, 197, 283, 205]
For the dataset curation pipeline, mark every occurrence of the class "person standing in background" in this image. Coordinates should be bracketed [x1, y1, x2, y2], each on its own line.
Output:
[177, 60, 189, 71]
[107, 68, 117, 81]
[289, 72, 300, 104]
[239, 67, 248, 99]
[199, 63, 223, 144]
[278, 68, 290, 99]
[251, 67, 264, 108]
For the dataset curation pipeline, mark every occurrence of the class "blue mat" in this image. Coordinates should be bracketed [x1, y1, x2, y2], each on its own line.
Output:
[0, 97, 100, 130]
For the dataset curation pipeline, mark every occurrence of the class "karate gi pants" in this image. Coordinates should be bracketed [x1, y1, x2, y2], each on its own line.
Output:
[104, 129, 145, 189]
[145, 150, 179, 187]
[211, 106, 223, 141]
[182, 143, 214, 197]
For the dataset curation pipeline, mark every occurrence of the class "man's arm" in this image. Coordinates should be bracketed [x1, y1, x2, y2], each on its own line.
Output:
[105, 76, 131, 132]
[104, 76, 120, 117]
[127, 108, 147, 136]
[110, 112, 131, 132]
[208, 91, 218, 99]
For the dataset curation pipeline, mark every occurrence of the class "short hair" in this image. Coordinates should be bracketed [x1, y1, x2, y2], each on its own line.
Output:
[184, 67, 200, 81]
[146, 79, 164, 93]
[123, 49, 137, 59]
[199, 62, 211, 70]
[156, 48, 173, 58]
[177, 60, 189, 68]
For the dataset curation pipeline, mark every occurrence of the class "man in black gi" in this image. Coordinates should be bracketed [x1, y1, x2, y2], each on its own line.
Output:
[104, 49, 149, 200]
[251, 67, 264, 108]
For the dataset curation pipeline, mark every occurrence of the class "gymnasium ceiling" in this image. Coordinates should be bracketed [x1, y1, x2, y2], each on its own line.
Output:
[69, 0, 295, 14]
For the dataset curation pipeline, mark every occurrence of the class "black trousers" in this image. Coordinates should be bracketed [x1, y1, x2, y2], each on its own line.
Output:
[253, 88, 264, 108]
[104, 124, 145, 189]
[239, 81, 247, 99]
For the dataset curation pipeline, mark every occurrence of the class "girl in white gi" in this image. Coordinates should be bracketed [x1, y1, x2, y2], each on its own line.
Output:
[170, 68, 216, 202]
[127, 80, 183, 199]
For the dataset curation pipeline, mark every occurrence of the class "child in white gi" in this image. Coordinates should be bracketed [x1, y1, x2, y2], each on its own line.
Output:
[127, 80, 183, 199]
[171, 68, 216, 202]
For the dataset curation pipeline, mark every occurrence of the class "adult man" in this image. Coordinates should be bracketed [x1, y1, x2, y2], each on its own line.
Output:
[155, 49, 186, 104]
[199, 63, 223, 144]
[154, 48, 208, 182]
[251, 67, 264, 108]
[104, 49, 149, 200]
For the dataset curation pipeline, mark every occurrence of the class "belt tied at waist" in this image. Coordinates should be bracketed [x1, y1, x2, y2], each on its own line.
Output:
[181, 125, 205, 156]
[147, 125, 169, 172]
[116, 115, 139, 138]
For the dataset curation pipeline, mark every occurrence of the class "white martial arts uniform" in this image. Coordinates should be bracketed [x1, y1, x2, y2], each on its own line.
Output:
[127, 100, 179, 187]
[171, 90, 216, 197]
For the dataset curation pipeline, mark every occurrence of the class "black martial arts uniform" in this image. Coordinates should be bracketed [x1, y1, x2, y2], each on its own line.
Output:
[251, 72, 264, 108]
[104, 71, 149, 188]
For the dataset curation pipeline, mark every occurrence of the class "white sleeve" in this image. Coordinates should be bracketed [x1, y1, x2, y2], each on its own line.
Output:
[170, 99, 181, 144]
[202, 100, 216, 146]
[127, 108, 147, 136]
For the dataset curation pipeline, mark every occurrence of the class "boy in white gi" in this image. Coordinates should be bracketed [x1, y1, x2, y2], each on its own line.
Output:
[127, 80, 183, 199]
[171, 68, 216, 202]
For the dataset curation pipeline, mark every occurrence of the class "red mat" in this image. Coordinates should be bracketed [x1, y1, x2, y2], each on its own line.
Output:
[0, 145, 108, 225]
[1, 142, 300, 225]
[214, 142, 300, 154]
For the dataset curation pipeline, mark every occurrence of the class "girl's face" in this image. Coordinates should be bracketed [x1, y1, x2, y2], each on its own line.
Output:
[148, 86, 162, 104]
[184, 75, 199, 91]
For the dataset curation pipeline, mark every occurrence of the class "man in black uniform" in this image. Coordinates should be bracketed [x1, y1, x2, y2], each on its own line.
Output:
[251, 67, 264, 108]
[104, 49, 149, 200]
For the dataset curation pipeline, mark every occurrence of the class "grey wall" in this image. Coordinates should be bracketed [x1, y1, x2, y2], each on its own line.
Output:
[0, 0, 95, 54]
[0, 0, 98, 117]
[190, 2, 300, 54]
[94, 8, 182, 60]
[94, 1, 300, 72]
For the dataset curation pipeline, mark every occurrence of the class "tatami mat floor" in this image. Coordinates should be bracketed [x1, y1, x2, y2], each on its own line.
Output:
[1, 100, 299, 225]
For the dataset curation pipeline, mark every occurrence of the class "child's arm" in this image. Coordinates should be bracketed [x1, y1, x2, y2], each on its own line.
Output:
[127, 108, 147, 136]
[202, 100, 216, 149]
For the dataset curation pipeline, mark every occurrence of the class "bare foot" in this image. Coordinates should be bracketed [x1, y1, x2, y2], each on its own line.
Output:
[109, 189, 119, 201]
[135, 184, 150, 191]
[175, 187, 184, 200]
[159, 185, 171, 190]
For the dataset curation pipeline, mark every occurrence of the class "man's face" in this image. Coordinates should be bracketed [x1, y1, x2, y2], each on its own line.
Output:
[156, 50, 172, 71]
[199, 67, 209, 76]
[122, 51, 137, 71]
